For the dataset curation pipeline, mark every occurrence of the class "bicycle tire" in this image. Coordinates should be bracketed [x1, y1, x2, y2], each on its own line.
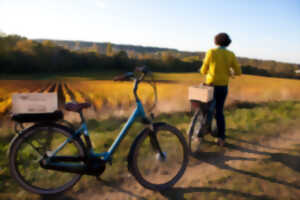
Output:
[9, 123, 85, 195]
[187, 109, 219, 153]
[187, 109, 203, 154]
[128, 122, 188, 191]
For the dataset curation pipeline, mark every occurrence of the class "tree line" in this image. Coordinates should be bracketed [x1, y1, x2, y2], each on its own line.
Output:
[0, 35, 199, 74]
[0, 35, 299, 79]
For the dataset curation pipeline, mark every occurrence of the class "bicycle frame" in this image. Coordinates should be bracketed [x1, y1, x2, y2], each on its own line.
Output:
[88, 100, 147, 161]
[40, 72, 158, 176]
[48, 100, 148, 163]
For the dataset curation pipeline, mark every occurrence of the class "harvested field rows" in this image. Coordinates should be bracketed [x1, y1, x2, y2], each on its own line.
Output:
[0, 74, 300, 117]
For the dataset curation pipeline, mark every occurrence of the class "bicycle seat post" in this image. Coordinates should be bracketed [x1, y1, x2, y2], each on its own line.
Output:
[79, 110, 86, 124]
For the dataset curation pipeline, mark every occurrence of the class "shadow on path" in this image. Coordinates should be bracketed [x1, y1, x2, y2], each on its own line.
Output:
[39, 178, 147, 200]
[268, 153, 300, 173]
[161, 186, 274, 200]
[227, 136, 293, 152]
[98, 178, 147, 200]
[192, 142, 300, 190]
[40, 194, 77, 200]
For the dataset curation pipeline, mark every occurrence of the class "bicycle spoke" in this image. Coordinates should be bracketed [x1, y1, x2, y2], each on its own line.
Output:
[130, 124, 188, 190]
[23, 139, 44, 157]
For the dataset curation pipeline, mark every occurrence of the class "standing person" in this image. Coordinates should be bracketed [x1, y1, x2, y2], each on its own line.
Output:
[200, 33, 242, 146]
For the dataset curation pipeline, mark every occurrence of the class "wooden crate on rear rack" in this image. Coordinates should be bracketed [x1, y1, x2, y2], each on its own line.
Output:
[12, 93, 58, 114]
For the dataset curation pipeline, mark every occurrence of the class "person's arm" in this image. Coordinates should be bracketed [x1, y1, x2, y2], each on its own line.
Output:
[200, 49, 212, 75]
[231, 53, 242, 76]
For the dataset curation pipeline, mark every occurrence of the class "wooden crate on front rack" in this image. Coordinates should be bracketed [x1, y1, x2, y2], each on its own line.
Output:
[188, 84, 214, 103]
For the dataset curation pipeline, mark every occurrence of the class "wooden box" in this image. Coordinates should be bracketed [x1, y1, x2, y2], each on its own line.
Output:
[188, 85, 214, 103]
[12, 93, 58, 114]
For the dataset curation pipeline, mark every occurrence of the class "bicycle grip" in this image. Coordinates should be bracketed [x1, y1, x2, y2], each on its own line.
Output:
[113, 74, 127, 81]
[135, 65, 149, 74]
[113, 72, 134, 81]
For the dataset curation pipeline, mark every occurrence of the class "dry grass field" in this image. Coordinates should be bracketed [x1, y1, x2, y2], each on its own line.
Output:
[1, 74, 300, 118]
[0, 80, 51, 113]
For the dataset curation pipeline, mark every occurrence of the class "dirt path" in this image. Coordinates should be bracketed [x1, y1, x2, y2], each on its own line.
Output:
[60, 128, 300, 200]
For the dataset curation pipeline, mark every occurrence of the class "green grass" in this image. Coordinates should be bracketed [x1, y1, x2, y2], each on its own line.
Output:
[0, 100, 300, 199]
[225, 101, 300, 142]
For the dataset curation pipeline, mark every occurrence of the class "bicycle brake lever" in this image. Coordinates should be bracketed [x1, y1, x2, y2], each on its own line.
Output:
[113, 72, 134, 81]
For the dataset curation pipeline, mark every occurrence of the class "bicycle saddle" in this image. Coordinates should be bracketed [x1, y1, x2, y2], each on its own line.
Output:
[65, 102, 91, 112]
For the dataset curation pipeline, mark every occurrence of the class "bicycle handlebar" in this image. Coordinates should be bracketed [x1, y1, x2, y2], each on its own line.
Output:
[113, 66, 150, 81]
[135, 65, 150, 74]
[113, 66, 157, 114]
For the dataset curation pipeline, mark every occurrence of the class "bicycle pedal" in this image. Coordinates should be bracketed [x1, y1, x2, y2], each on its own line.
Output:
[86, 159, 106, 176]
[106, 158, 112, 165]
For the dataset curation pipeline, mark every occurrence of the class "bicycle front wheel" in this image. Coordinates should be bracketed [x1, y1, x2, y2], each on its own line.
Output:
[9, 124, 85, 195]
[128, 123, 188, 191]
[187, 109, 203, 154]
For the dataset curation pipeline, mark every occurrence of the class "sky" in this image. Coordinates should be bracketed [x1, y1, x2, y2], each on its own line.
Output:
[0, 0, 300, 64]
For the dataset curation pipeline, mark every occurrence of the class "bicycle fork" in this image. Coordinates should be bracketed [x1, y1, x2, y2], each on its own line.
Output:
[148, 129, 166, 162]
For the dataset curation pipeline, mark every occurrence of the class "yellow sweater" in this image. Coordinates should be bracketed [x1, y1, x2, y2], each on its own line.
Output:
[200, 48, 242, 86]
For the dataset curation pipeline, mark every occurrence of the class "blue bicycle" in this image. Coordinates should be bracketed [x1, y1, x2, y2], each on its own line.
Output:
[8, 66, 189, 195]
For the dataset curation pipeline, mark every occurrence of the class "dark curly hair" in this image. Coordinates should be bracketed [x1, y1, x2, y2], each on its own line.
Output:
[214, 33, 231, 47]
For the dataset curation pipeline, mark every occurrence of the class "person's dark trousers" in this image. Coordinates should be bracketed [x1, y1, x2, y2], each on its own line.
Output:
[207, 86, 228, 140]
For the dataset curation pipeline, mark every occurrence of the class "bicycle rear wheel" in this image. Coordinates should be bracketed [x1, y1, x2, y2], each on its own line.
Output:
[128, 123, 188, 191]
[9, 124, 85, 195]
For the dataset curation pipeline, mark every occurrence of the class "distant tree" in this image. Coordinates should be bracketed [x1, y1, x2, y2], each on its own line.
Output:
[182, 56, 200, 63]
[137, 53, 145, 60]
[88, 43, 100, 55]
[116, 50, 128, 59]
[113, 50, 130, 70]
[0, 30, 6, 37]
[63, 44, 69, 49]
[161, 51, 174, 63]
[15, 40, 37, 55]
[242, 65, 270, 76]
[0, 37, 9, 53]
[106, 43, 113, 56]
[142, 53, 154, 60]
[74, 41, 80, 50]
[127, 50, 137, 59]
[42, 40, 56, 48]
